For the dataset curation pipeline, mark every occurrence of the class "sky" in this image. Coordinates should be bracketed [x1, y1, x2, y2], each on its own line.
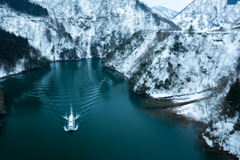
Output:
[140, 0, 193, 12]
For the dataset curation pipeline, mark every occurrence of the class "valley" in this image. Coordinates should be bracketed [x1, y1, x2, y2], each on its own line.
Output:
[0, 0, 240, 159]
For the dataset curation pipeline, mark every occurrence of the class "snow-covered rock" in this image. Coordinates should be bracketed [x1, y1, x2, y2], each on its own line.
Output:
[0, 0, 178, 77]
[151, 6, 178, 20]
[173, 0, 240, 30]
[104, 28, 240, 158]
[202, 115, 240, 158]
[105, 31, 240, 99]
[1, 0, 240, 158]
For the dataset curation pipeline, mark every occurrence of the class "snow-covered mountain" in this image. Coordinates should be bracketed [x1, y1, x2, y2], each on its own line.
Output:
[104, 28, 240, 159]
[173, 0, 240, 30]
[103, 0, 240, 156]
[1, 0, 240, 158]
[151, 6, 178, 20]
[0, 0, 178, 77]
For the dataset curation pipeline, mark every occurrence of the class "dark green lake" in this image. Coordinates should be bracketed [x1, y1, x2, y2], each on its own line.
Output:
[0, 60, 224, 160]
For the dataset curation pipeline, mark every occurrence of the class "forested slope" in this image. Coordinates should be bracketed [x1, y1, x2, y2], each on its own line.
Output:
[0, 0, 178, 78]
[0, 28, 51, 77]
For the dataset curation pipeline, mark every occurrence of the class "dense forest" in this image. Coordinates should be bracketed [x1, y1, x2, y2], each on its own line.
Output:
[0, 0, 48, 16]
[0, 28, 51, 75]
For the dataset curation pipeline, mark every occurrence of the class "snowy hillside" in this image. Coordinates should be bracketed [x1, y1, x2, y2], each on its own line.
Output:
[0, 0, 178, 78]
[104, 31, 239, 101]
[173, 0, 240, 30]
[102, 0, 240, 158]
[1, 0, 240, 158]
[151, 6, 178, 20]
[104, 30, 240, 158]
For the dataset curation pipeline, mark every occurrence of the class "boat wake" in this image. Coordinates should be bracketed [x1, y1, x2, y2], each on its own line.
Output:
[64, 124, 79, 131]
[63, 107, 80, 132]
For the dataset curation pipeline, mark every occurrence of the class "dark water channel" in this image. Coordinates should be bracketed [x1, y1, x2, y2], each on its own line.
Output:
[0, 60, 225, 160]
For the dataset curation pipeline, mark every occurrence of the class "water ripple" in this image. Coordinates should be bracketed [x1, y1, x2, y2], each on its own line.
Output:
[26, 61, 109, 128]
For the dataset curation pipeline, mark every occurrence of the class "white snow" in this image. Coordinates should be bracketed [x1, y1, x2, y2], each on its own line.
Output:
[0, 0, 240, 158]
[227, 131, 240, 157]
[173, 0, 240, 31]
[151, 6, 178, 20]
[203, 136, 213, 147]
[104, 29, 240, 158]
[0, 0, 171, 78]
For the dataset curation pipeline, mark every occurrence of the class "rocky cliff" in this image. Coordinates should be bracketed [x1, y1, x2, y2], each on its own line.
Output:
[1, 0, 239, 158]
[0, 0, 178, 77]
[103, 0, 240, 157]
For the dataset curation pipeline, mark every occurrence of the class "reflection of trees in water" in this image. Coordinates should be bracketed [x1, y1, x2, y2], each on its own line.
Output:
[1, 67, 52, 114]
[102, 66, 150, 108]
[128, 92, 149, 108]
[100, 68, 125, 93]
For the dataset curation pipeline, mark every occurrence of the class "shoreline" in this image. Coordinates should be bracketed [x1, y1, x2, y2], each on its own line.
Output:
[103, 64, 239, 160]
[165, 107, 238, 160]
[0, 64, 52, 80]
[0, 64, 52, 126]
[0, 58, 102, 81]
[0, 60, 238, 159]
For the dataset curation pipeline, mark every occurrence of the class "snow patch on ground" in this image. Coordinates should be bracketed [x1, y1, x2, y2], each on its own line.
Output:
[203, 136, 213, 147]
[202, 116, 240, 159]
[175, 103, 210, 123]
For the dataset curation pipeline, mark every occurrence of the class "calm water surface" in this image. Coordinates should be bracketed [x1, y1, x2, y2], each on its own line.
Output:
[0, 60, 224, 160]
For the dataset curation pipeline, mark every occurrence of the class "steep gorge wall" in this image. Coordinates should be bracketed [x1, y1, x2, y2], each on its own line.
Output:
[104, 30, 240, 100]
[103, 26, 240, 159]
[1, 0, 239, 157]
[102, 0, 240, 157]
[0, 0, 177, 78]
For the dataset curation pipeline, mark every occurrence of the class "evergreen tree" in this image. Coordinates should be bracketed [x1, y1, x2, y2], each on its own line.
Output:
[0, 28, 51, 73]
[170, 35, 187, 53]
[188, 25, 194, 36]
[223, 78, 240, 117]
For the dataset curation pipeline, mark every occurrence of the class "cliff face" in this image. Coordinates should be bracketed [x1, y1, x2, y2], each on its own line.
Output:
[1, 0, 239, 158]
[173, 0, 240, 30]
[104, 30, 240, 100]
[103, 26, 240, 160]
[103, 0, 240, 157]
[0, 0, 177, 78]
